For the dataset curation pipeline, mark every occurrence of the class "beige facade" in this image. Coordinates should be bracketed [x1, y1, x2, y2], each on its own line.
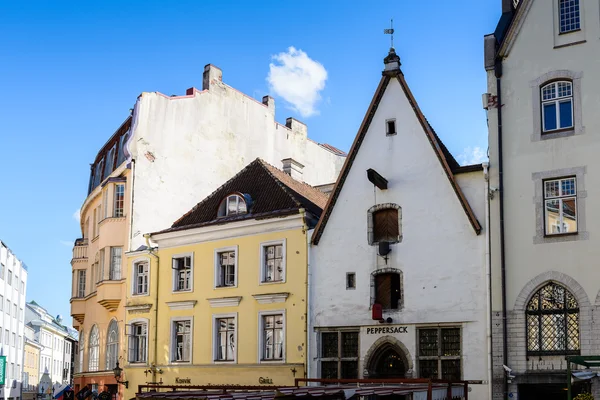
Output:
[23, 336, 41, 400]
[485, 0, 600, 398]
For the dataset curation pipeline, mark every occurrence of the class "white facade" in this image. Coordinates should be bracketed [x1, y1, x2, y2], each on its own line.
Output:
[0, 240, 28, 400]
[309, 52, 490, 398]
[485, 0, 600, 398]
[25, 303, 73, 390]
[126, 64, 345, 250]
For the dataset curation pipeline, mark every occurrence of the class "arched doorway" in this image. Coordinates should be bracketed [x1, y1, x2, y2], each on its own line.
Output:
[365, 337, 413, 379]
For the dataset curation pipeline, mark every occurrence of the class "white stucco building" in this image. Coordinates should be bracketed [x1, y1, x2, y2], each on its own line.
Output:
[0, 240, 28, 400]
[309, 50, 490, 398]
[484, 0, 600, 398]
[24, 302, 73, 391]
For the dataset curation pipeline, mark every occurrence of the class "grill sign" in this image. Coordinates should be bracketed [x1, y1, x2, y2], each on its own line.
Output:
[366, 326, 408, 334]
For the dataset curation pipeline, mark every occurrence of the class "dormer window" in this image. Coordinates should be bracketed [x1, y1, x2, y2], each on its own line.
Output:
[218, 194, 248, 217]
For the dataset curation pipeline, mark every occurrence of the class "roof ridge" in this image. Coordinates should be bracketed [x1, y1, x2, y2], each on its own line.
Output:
[255, 159, 306, 209]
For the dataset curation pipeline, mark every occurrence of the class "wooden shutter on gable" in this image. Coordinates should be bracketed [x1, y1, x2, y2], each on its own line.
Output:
[373, 208, 399, 242]
[375, 274, 392, 309]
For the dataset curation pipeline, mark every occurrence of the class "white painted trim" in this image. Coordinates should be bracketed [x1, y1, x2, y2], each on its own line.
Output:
[212, 312, 238, 364]
[130, 256, 151, 297]
[171, 252, 194, 293]
[207, 297, 242, 308]
[124, 304, 152, 314]
[165, 300, 197, 310]
[152, 214, 303, 248]
[126, 318, 149, 365]
[252, 292, 290, 304]
[214, 246, 238, 289]
[169, 316, 194, 364]
[259, 239, 287, 285]
[257, 309, 286, 363]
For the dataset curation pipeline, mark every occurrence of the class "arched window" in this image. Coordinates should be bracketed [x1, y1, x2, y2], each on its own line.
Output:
[218, 194, 247, 217]
[78, 331, 84, 373]
[541, 81, 573, 133]
[526, 282, 580, 355]
[106, 320, 119, 370]
[88, 325, 99, 372]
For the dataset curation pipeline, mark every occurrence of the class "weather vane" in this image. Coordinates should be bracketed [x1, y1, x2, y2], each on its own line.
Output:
[384, 19, 394, 49]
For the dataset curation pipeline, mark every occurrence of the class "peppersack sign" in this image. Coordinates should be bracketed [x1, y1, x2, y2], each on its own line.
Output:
[366, 326, 408, 334]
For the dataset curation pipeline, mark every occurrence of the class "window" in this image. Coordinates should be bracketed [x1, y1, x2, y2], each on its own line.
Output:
[98, 249, 105, 282]
[5, 300, 8, 315]
[78, 332, 84, 373]
[102, 189, 109, 219]
[319, 331, 359, 379]
[346, 273, 356, 289]
[216, 250, 236, 287]
[172, 256, 192, 292]
[114, 184, 125, 217]
[20, 281, 24, 293]
[106, 320, 119, 370]
[109, 247, 122, 280]
[103, 146, 115, 180]
[218, 194, 247, 217]
[0, 263, 4, 279]
[117, 130, 130, 166]
[261, 242, 284, 283]
[0, 295, 3, 311]
[215, 317, 236, 361]
[12, 304, 16, 319]
[418, 328, 461, 380]
[544, 177, 577, 235]
[4, 330, 8, 346]
[375, 272, 401, 310]
[88, 325, 99, 372]
[128, 322, 147, 363]
[92, 208, 98, 237]
[7, 270, 12, 286]
[559, 0, 580, 33]
[526, 282, 579, 355]
[172, 319, 192, 362]
[19, 308, 22, 322]
[373, 209, 400, 242]
[133, 261, 149, 295]
[11, 333, 15, 347]
[77, 270, 86, 298]
[260, 314, 284, 361]
[542, 81, 573, 132]
[386, 119, 396, 136]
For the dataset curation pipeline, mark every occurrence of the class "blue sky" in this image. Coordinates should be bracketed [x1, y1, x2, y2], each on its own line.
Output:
[0, 1, 500, 322]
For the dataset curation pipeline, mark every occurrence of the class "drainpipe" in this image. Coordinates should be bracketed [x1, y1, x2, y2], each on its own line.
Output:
[299, 209, 311, 383]
[127, 159, 136, 253]
[495, 59, 509, 400]
[483, 162, 493, 400]
[143, 234, 160, 384]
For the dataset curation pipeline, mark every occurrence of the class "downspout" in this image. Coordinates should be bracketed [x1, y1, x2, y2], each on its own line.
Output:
[495, 59, 509, 400]
[128, 159, 136, 253]
[143, 233, 160, 384]
[299, 208, 311, 383]
[483, 162, 493, 400]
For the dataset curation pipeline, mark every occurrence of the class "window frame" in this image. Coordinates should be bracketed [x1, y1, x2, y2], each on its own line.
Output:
[109, 247, 122, 280]
[258, 310, 286, 363]
[214, 246, 238, 288]
[217, 194, 248, 218]
[113, 183, 125, 218]
[346, 272, 356, 290]
[259, 240, 286, 284]
[213, 313, 237, 363]
[131, 259, 150, 296]
[77, 270, 86, 298]
[385, 118, 397, 136]
[170, 317, 193, 364]
[105, 320, 119, 370]
[558, 0, 581, 34]
[318, 330, 360, 379]
[540, 80, 574, 134]
[88, 325, 100, 372]
[172, 253, 193, 292]
[127, 319, 148, 364]
[367, 204, 402, 245]
[417, 327, 462, 380]
[542, 176, 578, 237]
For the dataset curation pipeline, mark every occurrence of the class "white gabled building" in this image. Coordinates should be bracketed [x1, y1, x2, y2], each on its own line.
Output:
[0, 240, 28, 400]
[309, 49, 490, 398]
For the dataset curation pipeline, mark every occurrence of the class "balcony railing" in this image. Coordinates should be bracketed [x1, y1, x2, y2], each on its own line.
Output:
[72, 238, 88, 260]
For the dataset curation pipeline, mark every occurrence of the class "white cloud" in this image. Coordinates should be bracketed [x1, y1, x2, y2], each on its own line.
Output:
[59, 240, 73, 247]
[267, 47, 327, 118]
[457, 146, 488, 166]
[73, 208, 80, 223]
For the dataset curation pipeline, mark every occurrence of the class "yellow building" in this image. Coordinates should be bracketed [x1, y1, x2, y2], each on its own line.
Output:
[122, 158, 327, 398]
[23, 329, 42, 400]
[70, 118, 131, 398]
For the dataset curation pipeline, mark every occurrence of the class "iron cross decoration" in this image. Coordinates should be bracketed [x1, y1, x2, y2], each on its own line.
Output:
[384, 19, 394, 48]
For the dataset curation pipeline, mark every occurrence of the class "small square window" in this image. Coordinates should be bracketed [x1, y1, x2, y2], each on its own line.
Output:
[346, 273, 356, 290]
[386, 119, 397, 136]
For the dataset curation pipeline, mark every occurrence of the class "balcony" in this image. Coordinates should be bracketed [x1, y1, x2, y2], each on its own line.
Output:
[72, 238, 88, 263]
[97, 280, 123, 311]
[70, 297, 86, 325]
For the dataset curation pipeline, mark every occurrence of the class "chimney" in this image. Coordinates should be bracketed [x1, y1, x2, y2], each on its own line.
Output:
[281, 158, 305, 182]
[285, 117, 308, 139]
[383, 48, 401, 75]
[202, 64, 223, 91]
[502, 0, 515, 13]
[262, 96, 275, 114]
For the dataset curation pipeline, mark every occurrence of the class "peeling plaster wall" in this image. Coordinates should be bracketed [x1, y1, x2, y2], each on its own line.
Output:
[128, 75, 345, 250]
[309, 76, 488, 398]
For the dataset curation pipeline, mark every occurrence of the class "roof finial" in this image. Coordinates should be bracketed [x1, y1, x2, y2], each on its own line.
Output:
[384, 19, 394, 50]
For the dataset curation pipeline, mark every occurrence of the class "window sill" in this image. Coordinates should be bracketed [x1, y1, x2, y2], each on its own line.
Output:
[540, 128, 575, 140]
[554, 40, 586, 49]
[170, 360, 191, 365]
[131, 292, 150, 297]
[534, 231, 588, 244]
[259, 359, 285, 363]
[213, 360, 236, 364]
[172, 289, 193, 294]
[215, 285, 238, 289]
[543, 232, 578, 238]
[260, 280, 285, 285]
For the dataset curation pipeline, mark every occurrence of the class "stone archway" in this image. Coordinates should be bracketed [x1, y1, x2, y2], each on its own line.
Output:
[364, 336, 413, 378]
